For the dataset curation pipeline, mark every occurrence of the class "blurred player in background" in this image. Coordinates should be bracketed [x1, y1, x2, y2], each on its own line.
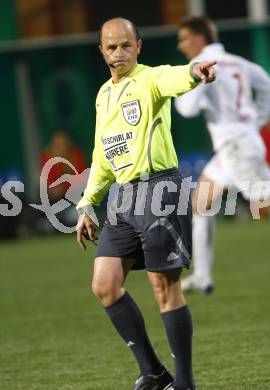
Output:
[76, 17, 216, 390]
[41, 130, 86, 201]
[175, 16, 270, 294]
[41, 130, 87, 229]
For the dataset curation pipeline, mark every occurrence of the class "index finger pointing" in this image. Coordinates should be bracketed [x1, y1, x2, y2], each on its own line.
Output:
[203, 60, 217, 69]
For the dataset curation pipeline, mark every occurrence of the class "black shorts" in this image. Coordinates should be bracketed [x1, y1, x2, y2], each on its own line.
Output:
[96, 168, 192, 272]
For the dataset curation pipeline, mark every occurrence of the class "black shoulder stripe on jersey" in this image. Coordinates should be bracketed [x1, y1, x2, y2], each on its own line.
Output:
[117, 81, 132, 103]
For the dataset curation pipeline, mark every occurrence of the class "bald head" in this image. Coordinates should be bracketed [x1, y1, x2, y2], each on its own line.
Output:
[100, 18, 140, 44]
[99, 17, 142, 83]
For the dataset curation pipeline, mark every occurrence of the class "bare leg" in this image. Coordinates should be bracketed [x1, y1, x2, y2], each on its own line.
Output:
[92, 256, 135, 306]
[147, 268, 184, 312]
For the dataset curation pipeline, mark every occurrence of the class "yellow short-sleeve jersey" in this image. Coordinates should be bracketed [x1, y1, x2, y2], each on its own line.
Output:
[77, 63, 198, 209]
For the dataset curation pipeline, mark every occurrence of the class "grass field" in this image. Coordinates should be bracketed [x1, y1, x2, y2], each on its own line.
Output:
[0, 220, 270, 390]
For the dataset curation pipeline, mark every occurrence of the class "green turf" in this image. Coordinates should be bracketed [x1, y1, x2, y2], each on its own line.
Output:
[0, 220, 270, 390]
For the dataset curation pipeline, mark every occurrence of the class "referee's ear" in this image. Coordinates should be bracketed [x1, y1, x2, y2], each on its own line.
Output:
[137, 39, 142, 56]
[98, 44, 105, 64]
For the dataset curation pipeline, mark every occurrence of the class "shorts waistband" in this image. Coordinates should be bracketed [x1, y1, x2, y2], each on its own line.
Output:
[130, 167, 180, 185]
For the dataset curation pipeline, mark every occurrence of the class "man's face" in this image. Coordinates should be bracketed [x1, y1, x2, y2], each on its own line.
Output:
[177, 27, 206, 60]
[99, 20, 142, 78]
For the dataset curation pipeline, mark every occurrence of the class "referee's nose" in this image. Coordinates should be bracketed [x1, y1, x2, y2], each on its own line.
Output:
[115, 45, 125, 58]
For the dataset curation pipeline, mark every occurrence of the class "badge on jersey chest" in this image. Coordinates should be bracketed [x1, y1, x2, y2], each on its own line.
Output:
[121, 100, 141, 126]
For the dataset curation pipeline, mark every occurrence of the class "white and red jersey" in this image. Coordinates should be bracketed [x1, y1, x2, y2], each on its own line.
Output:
[175, 43, 270, 151]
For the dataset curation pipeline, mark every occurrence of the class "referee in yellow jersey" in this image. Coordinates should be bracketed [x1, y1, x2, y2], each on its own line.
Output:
[76, 17, 216, 390]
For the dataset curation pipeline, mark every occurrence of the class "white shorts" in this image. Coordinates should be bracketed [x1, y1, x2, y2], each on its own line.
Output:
[203, 133, 270, 201]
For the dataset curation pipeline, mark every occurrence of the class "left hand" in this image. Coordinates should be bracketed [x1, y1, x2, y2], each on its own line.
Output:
[76, 213, 97, 250]
[191, 61, 217, 83]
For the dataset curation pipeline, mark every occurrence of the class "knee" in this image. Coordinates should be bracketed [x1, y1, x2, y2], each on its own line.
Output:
[91, 280, 105, 300]
[91, 280, 123, 306]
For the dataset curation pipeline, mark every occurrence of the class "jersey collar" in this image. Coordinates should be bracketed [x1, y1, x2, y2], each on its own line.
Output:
[109, 63, 145, 86]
